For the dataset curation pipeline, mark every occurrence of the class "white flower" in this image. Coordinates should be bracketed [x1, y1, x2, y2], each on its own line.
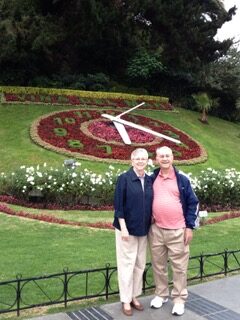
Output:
[148, 159, 153, 166]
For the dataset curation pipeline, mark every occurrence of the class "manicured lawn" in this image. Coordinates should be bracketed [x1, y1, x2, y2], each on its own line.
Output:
[0, 213, 115, 281]
[0, 207, 239, 319]
[0, 209, 240, 281]
[6, 204, 113, 224]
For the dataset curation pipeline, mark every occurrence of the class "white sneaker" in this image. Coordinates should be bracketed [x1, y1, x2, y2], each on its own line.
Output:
[150, 296, 168, 308]
[172, 303, 185, 316]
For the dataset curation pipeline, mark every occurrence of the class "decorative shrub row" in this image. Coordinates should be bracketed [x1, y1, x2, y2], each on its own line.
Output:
[0, 86, 171, 109]
[0, 164, 239, 208]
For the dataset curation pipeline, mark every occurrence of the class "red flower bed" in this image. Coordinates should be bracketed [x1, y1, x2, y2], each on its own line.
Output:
[88, 120, 154, 143]
[0, 202, 113, 230]
[30, 109, 207, 164]
[0, 197, 239, 230]
[201, 212, 240, 225]
[3, 93, 173, 111]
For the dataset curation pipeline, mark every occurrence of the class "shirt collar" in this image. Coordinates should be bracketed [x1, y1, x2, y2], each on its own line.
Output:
[159, 166, 175, 179]
[133, 168, 145, 178]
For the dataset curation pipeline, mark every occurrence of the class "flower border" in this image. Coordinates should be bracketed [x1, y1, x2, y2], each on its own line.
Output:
[1, 88, 175, 112]
[0, 198, 239, 230]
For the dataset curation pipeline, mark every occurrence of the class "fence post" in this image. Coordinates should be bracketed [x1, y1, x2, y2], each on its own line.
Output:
[142, 269, 147, 294]
[224, 249, 228, 276]
[200, 254, 204, 280]
[105, 264, 110, 300]
[16, 274, 22, 317]
[63, 268, 69, 308]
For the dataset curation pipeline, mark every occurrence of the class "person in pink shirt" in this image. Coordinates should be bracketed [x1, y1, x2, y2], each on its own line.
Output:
[149, 146, 199, 316]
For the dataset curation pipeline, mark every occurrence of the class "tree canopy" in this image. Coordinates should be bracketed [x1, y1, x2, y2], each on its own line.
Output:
[0, 0, 239, 120]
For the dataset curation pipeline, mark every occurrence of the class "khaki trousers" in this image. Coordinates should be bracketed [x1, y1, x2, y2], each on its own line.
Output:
[115, 229, 147, 303]
[148, 224, 189, 303]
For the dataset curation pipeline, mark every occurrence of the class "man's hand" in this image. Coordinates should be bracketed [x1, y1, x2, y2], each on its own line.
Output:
[184, 228, 193, 245]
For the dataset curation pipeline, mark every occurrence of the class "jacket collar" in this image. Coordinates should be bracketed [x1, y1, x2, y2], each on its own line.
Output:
[153, 165, 178, 177]
[129, 167, 147, 181]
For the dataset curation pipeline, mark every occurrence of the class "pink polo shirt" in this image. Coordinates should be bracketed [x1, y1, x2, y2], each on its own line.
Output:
[152, 167, 185, 229]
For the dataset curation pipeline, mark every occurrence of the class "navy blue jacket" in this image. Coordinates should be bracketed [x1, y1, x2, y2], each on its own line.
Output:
[152, 167, 199, 229]
[113, 167, 153, 236]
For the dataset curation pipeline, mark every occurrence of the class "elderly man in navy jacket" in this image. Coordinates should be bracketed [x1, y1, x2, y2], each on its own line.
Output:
[149, 146, 199, 316]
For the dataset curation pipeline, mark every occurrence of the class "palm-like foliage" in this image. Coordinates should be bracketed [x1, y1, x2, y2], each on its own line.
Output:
[192, 92, 214, 123]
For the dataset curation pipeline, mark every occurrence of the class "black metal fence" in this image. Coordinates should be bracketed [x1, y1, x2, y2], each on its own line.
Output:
[0, 249, 240, 317]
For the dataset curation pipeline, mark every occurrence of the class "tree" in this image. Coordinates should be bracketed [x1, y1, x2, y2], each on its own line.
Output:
[204, 47, 240, 121]
[126, 50, 164, 84]
[0, 0, 237, 93]
[192, 92, 218, 123]
[143, 1, 235, 76]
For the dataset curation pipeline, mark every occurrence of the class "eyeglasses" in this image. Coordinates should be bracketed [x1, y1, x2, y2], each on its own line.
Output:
[133, 158, 148, 161]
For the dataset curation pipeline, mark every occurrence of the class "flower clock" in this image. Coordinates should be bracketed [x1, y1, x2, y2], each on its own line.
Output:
[30, 109, 207, 164]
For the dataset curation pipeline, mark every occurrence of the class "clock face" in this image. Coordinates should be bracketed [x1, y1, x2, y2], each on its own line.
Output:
[30, 109, 206, 164]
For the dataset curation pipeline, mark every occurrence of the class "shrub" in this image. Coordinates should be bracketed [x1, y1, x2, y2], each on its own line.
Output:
[188, 168, 240, 208]
[1, 165, 239, 208]
[29, 73, 110, 91]
[0, 163, 122, 206]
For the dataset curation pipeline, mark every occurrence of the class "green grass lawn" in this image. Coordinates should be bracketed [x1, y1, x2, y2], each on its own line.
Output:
[0, 209, 240, 281]
[7, 204, 113, 224]
[0, 213, 115, 281]
[0, 206, 239, 319]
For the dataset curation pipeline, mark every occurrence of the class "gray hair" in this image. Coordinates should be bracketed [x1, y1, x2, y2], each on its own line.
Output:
[156, 146, 173, 156]
[131, 148, 149, 160]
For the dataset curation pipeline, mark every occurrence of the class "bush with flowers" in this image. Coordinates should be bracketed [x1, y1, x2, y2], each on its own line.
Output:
[0, 163, 123, 206]
[188, 168, 240, 209]
[0, 164, 240, 209]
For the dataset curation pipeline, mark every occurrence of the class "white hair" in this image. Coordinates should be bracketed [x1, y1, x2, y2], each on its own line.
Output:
[131, 148, 149, 160]
[156, 146, 173, 156]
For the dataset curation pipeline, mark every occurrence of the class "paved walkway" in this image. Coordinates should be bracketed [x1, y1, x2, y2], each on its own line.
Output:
[29, 274, 240, 320]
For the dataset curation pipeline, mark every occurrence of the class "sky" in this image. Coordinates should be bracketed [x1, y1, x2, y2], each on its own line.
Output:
[216, 0, 240, 47]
